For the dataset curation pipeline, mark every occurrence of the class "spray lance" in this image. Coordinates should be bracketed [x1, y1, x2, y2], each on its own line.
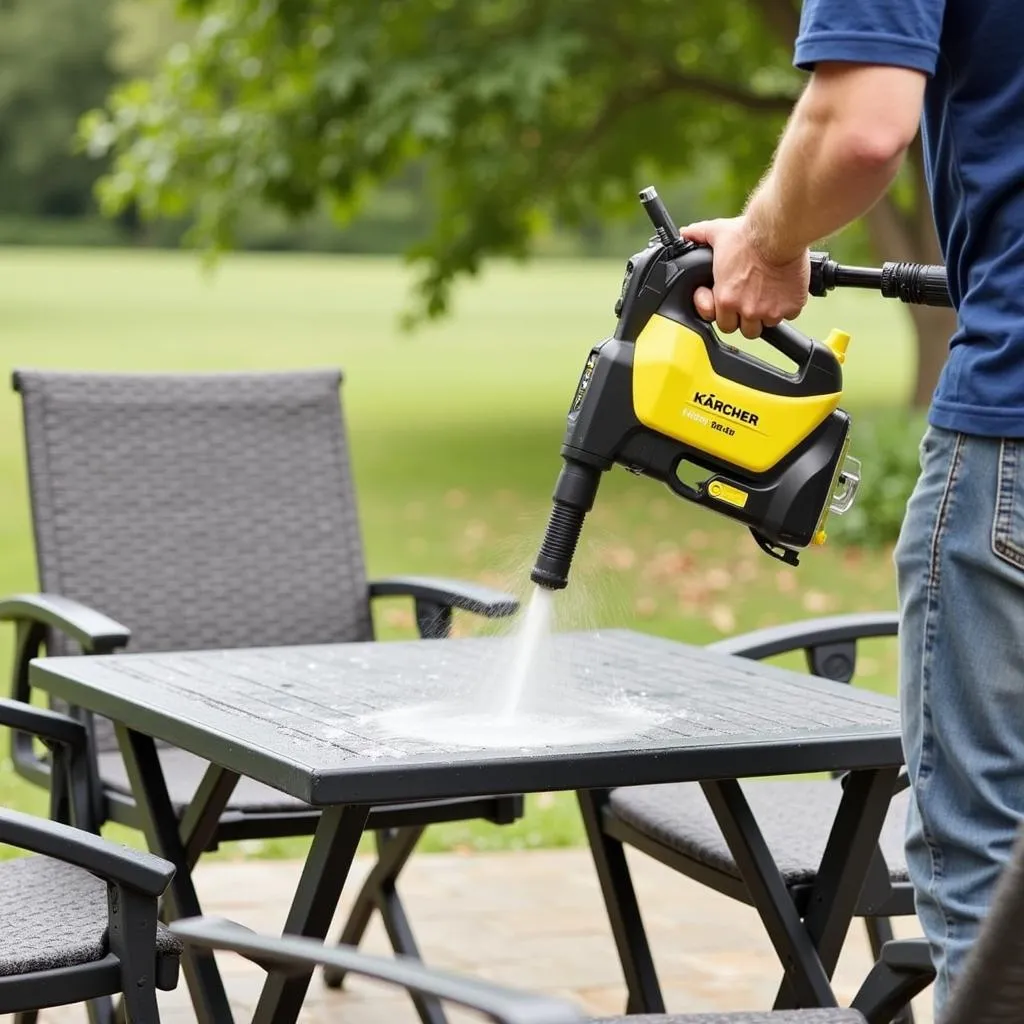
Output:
[530, 185, 952, 592]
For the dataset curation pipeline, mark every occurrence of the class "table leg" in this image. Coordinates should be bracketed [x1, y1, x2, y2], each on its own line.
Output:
[701, 778, 839, 1007]
[774, 766, 900, 1009]
[250, 803, 370, 1024]
[701, 767, 899, 1010]
[116, 725, 239, 1024]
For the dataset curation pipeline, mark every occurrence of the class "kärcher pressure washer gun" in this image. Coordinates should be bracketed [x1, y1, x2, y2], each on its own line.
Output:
[530, 185, 952, 591]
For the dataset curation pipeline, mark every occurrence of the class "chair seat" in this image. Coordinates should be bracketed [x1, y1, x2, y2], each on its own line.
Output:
[0, 855, 181, 976]
[602, 1012, 863, 1023]
[98, 746, 513, 819]
[607, 779, 909, 887]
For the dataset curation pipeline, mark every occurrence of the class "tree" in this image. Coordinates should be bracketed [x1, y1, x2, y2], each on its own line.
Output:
[81, 0, 953, 405]
[0, 0, 120, 218]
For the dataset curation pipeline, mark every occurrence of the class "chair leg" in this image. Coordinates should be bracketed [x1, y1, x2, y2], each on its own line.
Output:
[86, 995, 117, 1024]
[323, 825, 426, 988]
[864, 918, 915, 1024]
[577, 790, 665, 1014]
[377, 885, 448, 1024]
[13, 1012, 38, 1024]
[108, 885, 162, 1024]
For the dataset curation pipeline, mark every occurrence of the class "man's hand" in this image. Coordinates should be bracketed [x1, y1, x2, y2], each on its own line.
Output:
[678, 62, 925, 343]
[679, 217, 810, 339]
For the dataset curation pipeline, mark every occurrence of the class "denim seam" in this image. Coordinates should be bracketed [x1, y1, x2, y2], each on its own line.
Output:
[918, 431, 964, 994]
[991, 439, 1024, 568]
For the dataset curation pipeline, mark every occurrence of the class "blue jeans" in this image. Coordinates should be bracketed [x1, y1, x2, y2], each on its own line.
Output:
[894, 425, 1024, 1013]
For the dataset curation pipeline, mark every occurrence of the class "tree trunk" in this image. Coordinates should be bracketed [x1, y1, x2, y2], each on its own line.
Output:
[860, 139, 957, 408]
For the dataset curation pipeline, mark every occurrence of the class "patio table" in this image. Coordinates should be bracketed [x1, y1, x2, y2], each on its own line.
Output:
[29, 627, 903, 1024]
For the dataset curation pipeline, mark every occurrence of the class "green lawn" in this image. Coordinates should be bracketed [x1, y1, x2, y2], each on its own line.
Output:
[0, 247, 915, 859]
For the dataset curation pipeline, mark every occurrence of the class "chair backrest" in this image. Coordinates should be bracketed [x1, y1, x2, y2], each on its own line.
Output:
[942, 819, 1024, 1023]
[14, 369, 375, 749]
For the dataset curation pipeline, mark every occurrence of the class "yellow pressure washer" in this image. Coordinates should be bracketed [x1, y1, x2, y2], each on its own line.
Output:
[530, 185, 952, 591]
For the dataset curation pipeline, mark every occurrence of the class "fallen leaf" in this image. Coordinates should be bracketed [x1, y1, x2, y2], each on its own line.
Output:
[404, 501, 425, 520]
[535, 792, 556, 810]
[600, 545, 637, 570]
[384, 607, 415, 630]
[634, 596, 658, 617]
[687, 529, 711, 549]
[641, 547, 695, 582]
[709, 604, 736, 633]
[735, 559, 758, 582]
[705, 567, 733, 590]
[776, 571, 797, 593]
[802, 589, 835, 613]
[444, 489, 468, 509]
[464, 520, 488, 543]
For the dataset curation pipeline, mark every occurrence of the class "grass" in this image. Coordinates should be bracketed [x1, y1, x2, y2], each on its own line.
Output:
[0, 246, 916, 860]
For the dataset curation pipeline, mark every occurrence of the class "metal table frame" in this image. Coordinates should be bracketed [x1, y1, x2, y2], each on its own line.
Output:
[28, 630, 904, 1024]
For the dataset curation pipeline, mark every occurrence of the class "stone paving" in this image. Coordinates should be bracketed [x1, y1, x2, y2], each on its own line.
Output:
[14, 848, 933, 1024]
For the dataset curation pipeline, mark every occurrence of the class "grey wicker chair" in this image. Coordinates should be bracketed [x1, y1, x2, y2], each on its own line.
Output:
[576, 614, 916, 1021]
[166, 812, 1024, 1024]
[0, 697, 180, 1024]
[0, 368, 524, 1024]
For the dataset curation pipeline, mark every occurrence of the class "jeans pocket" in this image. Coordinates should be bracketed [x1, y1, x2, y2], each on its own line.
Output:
[991, 439, 1024, 570]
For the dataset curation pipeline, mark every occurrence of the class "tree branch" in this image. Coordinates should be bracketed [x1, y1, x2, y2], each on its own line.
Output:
[747, 0, 803, 46]
[659, 68, 798, 113]
[556, 68, 795, 182]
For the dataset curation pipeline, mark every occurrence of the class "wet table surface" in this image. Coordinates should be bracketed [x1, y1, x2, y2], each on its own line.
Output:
[30, 628, 903, 805]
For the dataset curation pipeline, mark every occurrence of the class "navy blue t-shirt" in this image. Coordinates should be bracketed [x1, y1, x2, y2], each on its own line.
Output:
[794, 0, 1024, 436]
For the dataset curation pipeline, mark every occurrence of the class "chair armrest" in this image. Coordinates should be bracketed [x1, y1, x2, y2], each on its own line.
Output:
[0, 697, 86, 750]
[0, 807, 174, 897]
[171, 918, 585, 1024]
[369, 576, 519, 618]
[708, 611, 899, 660]
[880, 938, 934, 974]
[0, 593, 131, 654]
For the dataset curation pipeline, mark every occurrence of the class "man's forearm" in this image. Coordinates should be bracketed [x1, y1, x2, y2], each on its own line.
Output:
[742, 72, 918, 265]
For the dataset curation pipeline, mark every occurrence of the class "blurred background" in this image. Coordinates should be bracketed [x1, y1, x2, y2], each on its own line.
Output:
[0, 0, 938, 855]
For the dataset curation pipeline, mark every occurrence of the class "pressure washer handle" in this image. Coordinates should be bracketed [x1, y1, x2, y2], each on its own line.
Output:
[672, 245, 818, 366]
[809, 251, 952, 308]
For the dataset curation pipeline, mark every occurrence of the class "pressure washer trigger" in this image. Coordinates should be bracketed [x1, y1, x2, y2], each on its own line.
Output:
[750, 529, 800, 567]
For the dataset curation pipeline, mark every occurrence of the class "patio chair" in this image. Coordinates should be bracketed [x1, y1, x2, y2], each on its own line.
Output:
[169, 810, 1024, 1024]
[0, 368, 524, 1024]
[576, 613, 917, 1021]
[0, 696, 180, 1023]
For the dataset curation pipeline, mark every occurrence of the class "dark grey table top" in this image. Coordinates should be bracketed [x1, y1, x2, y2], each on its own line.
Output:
[29, 628, 902, 806]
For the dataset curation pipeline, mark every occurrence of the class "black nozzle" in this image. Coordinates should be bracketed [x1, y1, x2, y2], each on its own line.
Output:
[638, 186, 680, 247]
[880, 260, 952, 307]
[809, 251, 952, 308]
[530, 460, 602, 590]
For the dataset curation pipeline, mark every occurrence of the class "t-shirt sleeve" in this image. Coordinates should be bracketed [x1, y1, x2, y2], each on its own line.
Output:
[793, 0, 946, 76]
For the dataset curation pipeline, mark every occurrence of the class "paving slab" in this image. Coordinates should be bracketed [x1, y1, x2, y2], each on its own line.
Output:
[5, 848, 934, 1024]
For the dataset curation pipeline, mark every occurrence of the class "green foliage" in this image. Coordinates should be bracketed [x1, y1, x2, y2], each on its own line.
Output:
[82, 0, 803, 325]
[828, 408, 928, 548]
[0, 0, 120, 217]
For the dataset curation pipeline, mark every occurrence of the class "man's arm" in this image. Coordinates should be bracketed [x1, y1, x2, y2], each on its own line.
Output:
[745, 62, 927, 266]
[682, 61, 929, 339]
